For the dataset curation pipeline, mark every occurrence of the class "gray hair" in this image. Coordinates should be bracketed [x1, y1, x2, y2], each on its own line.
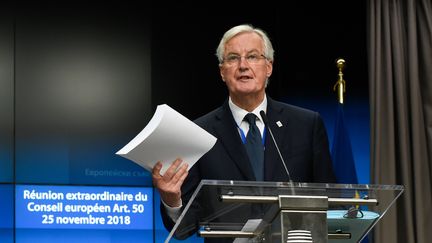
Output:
[216, 24, 275, 64]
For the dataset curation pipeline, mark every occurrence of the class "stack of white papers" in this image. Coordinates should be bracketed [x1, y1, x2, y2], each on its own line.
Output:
[116, 104, 217, 175]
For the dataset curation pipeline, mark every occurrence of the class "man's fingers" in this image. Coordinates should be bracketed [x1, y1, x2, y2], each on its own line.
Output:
[171, 163, 188, 185]
[152, 159, 188, 192]
[152, 161, 162, 177]
[177, 166, 189, 185]
[163, 158, 183, 178]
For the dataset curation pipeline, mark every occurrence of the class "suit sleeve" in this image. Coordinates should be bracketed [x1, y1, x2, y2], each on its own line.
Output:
[312, 113, 337, 183]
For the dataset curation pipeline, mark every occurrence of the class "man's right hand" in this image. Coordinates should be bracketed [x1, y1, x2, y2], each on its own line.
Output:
[152, 158, 188, 207]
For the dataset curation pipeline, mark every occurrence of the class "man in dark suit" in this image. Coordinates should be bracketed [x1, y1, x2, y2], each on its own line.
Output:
[152, 24, 336, 242]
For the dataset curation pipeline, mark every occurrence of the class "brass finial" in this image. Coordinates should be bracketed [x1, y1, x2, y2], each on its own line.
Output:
[333, 58, 346, 104]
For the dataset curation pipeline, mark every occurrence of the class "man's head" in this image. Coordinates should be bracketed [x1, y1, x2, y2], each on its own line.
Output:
[216, 24, 274, 64]
[216, 24, 274, 107]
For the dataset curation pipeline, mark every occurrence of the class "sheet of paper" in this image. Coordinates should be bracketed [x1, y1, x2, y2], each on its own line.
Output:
[116, 104, 217, 175]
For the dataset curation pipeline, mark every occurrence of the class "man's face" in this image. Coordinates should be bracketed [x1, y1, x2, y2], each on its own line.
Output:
[219, 32, 273, 98]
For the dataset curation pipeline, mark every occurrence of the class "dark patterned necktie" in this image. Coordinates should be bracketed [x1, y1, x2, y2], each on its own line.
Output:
[243, 113, 264, 181]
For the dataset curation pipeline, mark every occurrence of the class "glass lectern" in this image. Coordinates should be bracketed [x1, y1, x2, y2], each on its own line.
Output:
[165, 180, 404, 243]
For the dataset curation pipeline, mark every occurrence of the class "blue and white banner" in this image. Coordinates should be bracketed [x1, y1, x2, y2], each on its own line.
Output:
[16, 184, 153, 230]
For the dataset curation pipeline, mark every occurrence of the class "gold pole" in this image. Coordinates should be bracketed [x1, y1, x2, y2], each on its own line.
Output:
[333, 58, 346, 104]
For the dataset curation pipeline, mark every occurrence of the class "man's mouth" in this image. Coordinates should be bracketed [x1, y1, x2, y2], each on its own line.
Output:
[237, 75, 252, 81]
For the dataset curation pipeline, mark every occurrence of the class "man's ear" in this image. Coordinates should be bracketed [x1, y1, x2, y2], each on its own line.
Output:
[220, 66, 226, 82]
[266, 61, 273, 77]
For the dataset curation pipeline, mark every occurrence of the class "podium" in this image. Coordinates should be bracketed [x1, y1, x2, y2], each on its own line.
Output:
[165, 180, 404, 243]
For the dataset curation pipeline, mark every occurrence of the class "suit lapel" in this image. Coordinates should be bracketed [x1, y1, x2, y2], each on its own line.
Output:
[213, 103, 256, 181]
[264, 98, 288, 181]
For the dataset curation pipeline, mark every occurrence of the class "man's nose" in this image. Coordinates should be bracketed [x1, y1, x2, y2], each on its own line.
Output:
[238, 56, 250, 68]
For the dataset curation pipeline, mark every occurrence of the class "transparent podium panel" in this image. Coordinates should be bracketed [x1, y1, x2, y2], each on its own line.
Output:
[165, 180, 404, 243]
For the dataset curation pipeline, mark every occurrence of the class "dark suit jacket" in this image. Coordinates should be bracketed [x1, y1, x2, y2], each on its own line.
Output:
[161, 97, 336, 242]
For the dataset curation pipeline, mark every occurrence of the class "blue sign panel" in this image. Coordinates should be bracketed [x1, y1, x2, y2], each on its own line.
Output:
[16, 185, 153, 230]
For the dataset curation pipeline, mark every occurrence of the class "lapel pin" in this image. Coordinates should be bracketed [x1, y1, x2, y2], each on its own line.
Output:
[276, 121, 283, 127]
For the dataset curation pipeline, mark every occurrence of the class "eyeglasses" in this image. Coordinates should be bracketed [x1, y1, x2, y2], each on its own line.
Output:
[222, 53, 267, 66]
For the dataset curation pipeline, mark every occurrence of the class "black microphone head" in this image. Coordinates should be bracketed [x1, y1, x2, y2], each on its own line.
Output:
[259, 110, 269, 125]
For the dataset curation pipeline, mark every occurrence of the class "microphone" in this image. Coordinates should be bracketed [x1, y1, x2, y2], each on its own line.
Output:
[259, 110, 294, 184]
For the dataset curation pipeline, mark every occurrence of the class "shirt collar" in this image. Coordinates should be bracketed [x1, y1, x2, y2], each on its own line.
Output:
[229, 95, 267, 126]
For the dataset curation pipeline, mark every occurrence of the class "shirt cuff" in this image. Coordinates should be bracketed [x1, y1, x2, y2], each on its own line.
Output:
[161, 199, 182, 222]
